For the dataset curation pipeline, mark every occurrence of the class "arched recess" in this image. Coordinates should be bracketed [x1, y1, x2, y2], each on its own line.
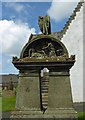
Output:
[20, 35, 68, 58]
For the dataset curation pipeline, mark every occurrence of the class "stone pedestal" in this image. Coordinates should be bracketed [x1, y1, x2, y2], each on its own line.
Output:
[16, 72, 40, 111]
[11, 69, 77, 119]
[48, 72, 73, 108]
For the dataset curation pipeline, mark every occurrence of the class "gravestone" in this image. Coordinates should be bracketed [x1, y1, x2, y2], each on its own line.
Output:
[12, 16, 77, 119]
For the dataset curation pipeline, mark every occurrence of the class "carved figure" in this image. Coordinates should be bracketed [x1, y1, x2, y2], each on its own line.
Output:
[29, 48, 45, 58]
[49, 47, 56, 57]
[29, 42, 56, 58]
[42, 43, 56, 57]
[38, 15, 51, 35]
[56, 49, 63, 56]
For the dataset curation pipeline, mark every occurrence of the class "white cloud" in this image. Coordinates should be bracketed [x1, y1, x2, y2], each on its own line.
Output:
[47, 0, 80, 22]
[0, 20, 36, 56]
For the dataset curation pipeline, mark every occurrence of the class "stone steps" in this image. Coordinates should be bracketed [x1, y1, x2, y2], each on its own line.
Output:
[41, 74, 49, 111]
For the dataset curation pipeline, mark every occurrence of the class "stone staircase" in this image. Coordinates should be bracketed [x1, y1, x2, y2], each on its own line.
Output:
[41, 72, 49, 112]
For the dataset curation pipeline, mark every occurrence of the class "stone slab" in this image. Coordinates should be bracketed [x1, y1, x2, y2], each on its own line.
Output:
[48, 75, 73, 108]
[16, 75, 40, 110]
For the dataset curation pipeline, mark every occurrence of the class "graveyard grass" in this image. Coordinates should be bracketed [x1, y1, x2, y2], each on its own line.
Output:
[0, 97, 2, 111]
[2, 96, 16, 112]
[78, 112, 85, 120]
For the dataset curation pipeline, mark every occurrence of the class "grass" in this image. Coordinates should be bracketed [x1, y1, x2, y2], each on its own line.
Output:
[2, 96, 16, 112]
[0, 97, 2, 112]
[78, 112, 85, 120]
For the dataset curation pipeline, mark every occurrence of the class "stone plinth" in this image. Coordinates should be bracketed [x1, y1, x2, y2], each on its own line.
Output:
[11, 61, 78, 119]
[10, 109, 77, 119]
[48, 72, 73, 108]
[16, 72, 40, 111]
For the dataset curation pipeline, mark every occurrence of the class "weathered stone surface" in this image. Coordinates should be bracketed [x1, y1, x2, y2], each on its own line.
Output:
[38, 15, 51, 35]
[16, 73, 40, 111]
[10, 109, 77, 119]
[48, 72, 73, 108]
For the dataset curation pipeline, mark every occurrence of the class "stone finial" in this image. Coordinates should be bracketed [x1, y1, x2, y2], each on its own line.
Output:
[38, 15, 51, 35]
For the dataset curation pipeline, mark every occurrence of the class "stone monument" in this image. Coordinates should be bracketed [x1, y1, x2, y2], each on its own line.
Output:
[12, 15, 77, 119]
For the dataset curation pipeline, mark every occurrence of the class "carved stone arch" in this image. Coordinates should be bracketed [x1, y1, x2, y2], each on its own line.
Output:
[20, 35, 68, 58]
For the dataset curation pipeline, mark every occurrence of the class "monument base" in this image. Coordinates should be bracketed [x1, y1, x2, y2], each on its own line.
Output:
[10, 108, 78, 120]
